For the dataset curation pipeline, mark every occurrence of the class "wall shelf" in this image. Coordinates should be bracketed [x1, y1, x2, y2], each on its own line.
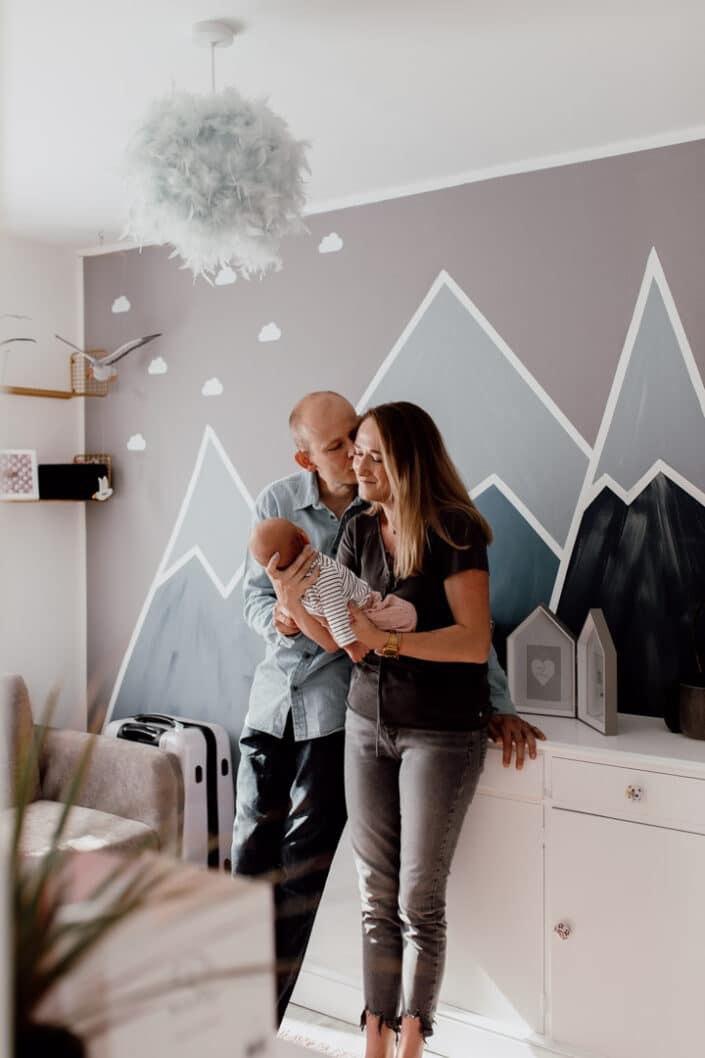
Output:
[0, 385, 105, 399]
[1, 498, 111, 503]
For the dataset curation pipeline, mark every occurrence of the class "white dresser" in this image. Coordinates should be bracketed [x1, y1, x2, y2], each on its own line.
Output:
[294, 715, 705, 1058]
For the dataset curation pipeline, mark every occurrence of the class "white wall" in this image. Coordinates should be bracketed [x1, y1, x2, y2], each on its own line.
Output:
[0, 235, 86, 730]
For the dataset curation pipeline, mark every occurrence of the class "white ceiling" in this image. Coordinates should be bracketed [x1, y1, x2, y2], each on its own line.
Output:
[2, 0, 705, 250]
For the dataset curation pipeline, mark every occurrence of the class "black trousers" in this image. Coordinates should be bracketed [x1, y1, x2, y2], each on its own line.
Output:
[231, 714, 347, 1026]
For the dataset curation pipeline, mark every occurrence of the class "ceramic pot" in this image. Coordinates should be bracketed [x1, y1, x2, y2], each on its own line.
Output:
[679, 680, 705, 740]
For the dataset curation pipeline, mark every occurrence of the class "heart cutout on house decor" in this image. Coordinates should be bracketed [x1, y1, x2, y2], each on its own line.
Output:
[531, 659, 555, 686]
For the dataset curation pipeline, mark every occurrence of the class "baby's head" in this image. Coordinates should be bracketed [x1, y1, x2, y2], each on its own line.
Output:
[249, 518, 310, 570]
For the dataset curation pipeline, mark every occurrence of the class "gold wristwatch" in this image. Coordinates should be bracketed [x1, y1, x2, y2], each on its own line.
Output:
[381, 630, 401, 658]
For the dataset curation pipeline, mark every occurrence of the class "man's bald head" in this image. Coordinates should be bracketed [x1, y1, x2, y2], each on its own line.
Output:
[289, 391, 357, 453]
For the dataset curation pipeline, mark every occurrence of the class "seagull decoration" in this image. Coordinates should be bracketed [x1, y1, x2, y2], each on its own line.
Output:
[55, 333, 162, 381]
[1, 314, 36, 354]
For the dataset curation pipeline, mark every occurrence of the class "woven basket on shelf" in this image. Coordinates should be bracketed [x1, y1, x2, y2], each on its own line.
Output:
[70, 353, 109, 397]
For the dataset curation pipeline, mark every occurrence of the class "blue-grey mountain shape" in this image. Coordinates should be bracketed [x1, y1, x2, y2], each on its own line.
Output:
[595, 282, 705, 494]
[474, 485, 560, 666]
[164, 435, 253, 587]
[557, 473, 705, 721]
[112, 563, 264, 779]
[363, 283, 587, 547]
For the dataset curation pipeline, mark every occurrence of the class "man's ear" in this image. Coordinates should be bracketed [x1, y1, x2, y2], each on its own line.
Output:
[294, 450, 316, 472]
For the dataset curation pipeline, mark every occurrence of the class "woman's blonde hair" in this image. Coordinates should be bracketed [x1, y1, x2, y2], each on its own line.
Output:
[361, 401, 492, 580]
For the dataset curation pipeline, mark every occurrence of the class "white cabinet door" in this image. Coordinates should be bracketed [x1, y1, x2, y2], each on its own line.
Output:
[442, 792, 544, 1033]
[549, 809, 705, 1058]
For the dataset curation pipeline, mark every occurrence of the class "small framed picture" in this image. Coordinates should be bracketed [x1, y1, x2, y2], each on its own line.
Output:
[577, 609, 618, 734]
[0, 449, 39, 501]
[507, 604, 576, 717]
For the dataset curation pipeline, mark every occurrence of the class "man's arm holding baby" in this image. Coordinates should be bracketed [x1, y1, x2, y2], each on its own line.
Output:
[265, 548, 342, 654]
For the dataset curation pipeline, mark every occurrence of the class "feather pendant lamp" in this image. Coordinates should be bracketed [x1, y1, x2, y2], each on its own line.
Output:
[123, 21, 309, 281]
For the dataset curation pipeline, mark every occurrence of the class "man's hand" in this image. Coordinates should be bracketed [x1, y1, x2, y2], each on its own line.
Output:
[273, 602, 300, 637]
[265, 546, 319, 613]
[488, 713, 546, 770]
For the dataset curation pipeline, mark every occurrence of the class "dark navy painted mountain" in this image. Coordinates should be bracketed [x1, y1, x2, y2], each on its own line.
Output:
[557, 473, 705, 718]
[474, 485, 559, 665]
[112, 561, 264, 778]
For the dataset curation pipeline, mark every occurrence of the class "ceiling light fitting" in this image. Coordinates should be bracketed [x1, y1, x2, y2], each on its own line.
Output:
[121, 19, 309, 281]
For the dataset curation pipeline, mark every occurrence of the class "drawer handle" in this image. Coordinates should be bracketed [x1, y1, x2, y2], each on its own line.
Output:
[554, 922, 572, 940]
[625, 784, 644, 801]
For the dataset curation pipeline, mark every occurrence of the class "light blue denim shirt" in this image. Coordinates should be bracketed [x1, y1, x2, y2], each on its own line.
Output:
[242, 470, 517, 741]
[242, 471, 367, 740]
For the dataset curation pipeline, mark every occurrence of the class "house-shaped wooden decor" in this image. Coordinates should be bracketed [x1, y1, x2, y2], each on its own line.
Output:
[507, 604, 576, 717]
[577, 608, 618, 734]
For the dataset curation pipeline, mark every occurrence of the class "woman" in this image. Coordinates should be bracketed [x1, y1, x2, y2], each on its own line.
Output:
[269, 401, 493, 1057]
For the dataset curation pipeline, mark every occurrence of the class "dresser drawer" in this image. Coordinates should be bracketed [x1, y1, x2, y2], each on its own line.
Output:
[551, 756, 705, 832]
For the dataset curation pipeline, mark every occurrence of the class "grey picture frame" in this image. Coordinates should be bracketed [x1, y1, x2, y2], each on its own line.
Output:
[577, 608, 618, 735]
[507, 604, 576, 717]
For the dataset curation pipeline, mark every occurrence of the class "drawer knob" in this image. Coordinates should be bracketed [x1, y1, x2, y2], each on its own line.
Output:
[625, 784, 644, 801]
[554, 921, 572, 940]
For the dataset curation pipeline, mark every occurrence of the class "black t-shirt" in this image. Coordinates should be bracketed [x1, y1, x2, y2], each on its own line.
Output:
[337, 508, 491, 731]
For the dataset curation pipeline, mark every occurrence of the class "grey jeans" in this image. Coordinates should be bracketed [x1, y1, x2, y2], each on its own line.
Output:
[344, 708, 488, 1038]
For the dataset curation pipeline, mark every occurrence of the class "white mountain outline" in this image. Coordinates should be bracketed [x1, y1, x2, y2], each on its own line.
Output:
[356, 269, 593, 459]
[588, 461, 705, 510]
[550, 247, 705, 609]
[470, 474, 563, 558]
[105, 425, 254, 724]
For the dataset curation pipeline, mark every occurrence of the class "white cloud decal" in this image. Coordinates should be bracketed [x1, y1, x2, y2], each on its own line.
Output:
[318, 232, 343, 254]
[148, 356, 168, 375]
[215, 266, 237, 286]
[127, 433, 146, 451]
[258, 322, 281, 343]
[202, 377, 224, 397]
[112, 296, 131, 314]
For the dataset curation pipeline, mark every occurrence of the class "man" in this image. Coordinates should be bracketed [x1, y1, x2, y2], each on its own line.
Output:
[231, 391, 544, 1026]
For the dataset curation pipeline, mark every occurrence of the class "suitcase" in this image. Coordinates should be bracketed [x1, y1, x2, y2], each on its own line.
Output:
[134, 713, 235, 872]
[104, 715, 209, 867]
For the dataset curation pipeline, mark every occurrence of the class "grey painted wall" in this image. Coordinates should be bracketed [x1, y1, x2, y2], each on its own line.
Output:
[84, 139, 705, 726]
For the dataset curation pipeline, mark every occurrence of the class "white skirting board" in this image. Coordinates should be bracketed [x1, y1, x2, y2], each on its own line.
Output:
[294, 966, 597, 1058]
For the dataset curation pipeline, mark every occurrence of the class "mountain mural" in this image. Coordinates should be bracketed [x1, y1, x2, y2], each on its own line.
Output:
[473, 483, 560, 665]
[359, 271, 588, 636]
[557, 474, 705, 718]
[594, 280, 705, 498]
[556, 250, 705, 717]
[105, 251, 705, 741]
[110, 566, 263, 772]
[106, 426, 263, 778]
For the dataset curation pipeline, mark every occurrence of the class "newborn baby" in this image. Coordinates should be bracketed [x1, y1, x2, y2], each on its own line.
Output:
[249, 517, 417, 656]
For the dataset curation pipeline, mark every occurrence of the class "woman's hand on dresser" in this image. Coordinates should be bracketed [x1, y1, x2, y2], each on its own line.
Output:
[489, 713, 546, 770]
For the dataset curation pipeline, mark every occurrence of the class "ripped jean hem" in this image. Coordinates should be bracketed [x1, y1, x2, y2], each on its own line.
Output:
[400, 1010, 435, 1040]
[359, 1009, 401, 1037]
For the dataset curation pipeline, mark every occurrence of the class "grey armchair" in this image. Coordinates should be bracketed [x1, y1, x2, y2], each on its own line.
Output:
[1, 674, 183, 859]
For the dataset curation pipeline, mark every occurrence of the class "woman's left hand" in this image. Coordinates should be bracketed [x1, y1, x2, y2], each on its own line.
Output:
[347, 604, 387, 652]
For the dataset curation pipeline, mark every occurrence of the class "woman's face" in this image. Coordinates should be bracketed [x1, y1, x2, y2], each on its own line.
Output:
[352, 417, 392, 504]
